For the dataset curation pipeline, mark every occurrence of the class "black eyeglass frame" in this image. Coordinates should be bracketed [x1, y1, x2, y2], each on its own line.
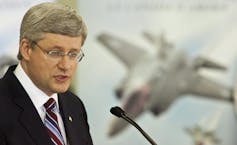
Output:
[31, 40, 85, 62]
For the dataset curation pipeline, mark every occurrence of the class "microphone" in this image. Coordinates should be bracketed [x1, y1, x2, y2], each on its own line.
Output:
[110, 106, 158, 145]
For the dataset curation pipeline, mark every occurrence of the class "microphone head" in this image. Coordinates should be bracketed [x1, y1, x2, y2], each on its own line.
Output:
[110, 106, 125, 118]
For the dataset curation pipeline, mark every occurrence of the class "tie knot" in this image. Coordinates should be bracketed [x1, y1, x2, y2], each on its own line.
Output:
[44, 98, 56, 111]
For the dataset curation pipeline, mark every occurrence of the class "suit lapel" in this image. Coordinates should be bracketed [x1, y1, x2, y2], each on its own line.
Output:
[14, 95, 53, 145]
[5, 66, 53, 145]
[58, 94, 87, 145]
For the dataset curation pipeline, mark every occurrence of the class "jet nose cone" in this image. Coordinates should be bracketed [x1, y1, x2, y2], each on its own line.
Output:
[108, 85, 150, 136]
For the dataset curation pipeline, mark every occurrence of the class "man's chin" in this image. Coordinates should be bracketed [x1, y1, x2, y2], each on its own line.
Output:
[53, 86, 70, 94]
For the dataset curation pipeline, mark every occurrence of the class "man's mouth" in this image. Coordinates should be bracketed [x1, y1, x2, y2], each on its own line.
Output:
[54, 75, 70, 82]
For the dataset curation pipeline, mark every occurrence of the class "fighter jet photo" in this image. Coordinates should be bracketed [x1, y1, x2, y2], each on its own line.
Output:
[97, 32, 234, 136]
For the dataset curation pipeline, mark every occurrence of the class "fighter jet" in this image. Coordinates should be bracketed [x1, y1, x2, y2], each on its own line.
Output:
[186, 126, 220, 145]
[185, 109, 223, 145]
[97, 32, 233, 136]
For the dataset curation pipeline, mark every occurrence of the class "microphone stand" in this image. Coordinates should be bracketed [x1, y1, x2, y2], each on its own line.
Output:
[120, 113, 157, 145]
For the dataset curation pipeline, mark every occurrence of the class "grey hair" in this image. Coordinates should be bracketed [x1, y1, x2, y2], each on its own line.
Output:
[18, 2, 87, 60]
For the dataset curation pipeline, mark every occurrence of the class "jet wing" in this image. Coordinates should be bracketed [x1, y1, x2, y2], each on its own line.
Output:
[0, 55, 18, 78]
[186, 74, 232, 101]
[233, 78, 237, 113]
[97, 33, 147, 68]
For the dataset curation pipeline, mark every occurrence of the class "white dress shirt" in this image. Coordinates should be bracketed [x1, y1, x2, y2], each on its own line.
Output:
[14, 64, 68, 144]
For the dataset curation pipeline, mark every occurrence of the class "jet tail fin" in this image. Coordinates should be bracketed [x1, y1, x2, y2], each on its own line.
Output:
[193, 56, 227, 71]
[142, 31, 173, 58]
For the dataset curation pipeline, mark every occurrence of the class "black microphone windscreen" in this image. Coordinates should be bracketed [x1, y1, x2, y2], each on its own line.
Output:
[110, 106, 125, 118]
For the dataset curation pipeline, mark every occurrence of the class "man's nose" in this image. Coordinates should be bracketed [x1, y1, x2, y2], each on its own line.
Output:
[57, 55, 73, 71]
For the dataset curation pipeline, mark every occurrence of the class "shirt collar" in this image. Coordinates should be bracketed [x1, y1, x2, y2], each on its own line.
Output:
[13, 63, 59, 111]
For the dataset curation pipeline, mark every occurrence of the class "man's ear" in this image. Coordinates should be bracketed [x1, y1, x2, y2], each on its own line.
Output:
[19, 38, 32, 61]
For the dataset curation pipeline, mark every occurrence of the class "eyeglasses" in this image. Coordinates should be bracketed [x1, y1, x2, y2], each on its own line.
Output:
[32, 41, 84, 62]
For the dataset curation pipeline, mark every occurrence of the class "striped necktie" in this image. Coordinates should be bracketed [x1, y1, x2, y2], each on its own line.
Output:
[44, 98, 65, 145]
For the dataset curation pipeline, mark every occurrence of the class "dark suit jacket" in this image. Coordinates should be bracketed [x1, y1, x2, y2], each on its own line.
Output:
[0, 65, 93, 145]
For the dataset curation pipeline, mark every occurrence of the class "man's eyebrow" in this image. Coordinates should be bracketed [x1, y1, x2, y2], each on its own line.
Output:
[48, 46, 80, 52]
[70, 48, 80, 52]
[47, 45, 63, 50]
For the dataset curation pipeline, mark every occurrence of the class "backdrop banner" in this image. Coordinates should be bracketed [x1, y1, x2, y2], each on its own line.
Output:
[78, 0, 237, 145]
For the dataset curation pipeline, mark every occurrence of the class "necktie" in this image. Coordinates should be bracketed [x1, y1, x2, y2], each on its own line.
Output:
[44, 98, 65, 145]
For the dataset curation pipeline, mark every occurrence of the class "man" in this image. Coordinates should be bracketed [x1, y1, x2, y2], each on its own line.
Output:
[0, 2, 93, 145]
